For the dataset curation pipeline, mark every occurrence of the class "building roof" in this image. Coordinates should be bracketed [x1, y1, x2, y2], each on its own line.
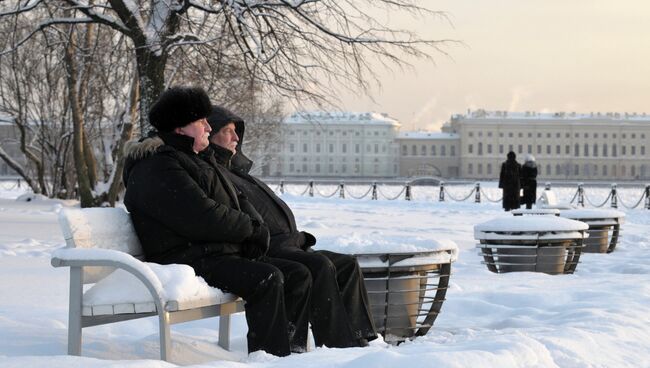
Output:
[454, 109, 650, 122]
[285, 111, 401, 127]
[397, 131, 459, 140]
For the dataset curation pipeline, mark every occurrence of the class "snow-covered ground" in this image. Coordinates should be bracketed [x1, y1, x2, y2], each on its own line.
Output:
[1, 183, 649, 367]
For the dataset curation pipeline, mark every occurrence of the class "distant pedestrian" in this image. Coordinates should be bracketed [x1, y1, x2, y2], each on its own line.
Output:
[520, 155, 538, 209]
[498, 151, 521, 211]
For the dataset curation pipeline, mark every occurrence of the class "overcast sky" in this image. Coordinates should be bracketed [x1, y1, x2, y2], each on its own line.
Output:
[328, 1, 650, 131]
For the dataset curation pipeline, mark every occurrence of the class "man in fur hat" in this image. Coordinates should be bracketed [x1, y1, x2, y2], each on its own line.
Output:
[203, 105, 378, 349]
[122, 86, 311, 356]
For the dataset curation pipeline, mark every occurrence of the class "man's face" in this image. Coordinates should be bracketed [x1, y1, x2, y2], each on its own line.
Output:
[176, 117, 211, 153]
[210, 122, 239, 154]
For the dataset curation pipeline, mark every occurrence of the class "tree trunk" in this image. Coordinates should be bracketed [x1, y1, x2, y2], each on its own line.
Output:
[135, 49, 167, 135]
[8, 49, 48, 196]
[13, 121, 49, 195]
[64, 30, 95, 208]
[82, 130, 98, 185]
[0, 146, 39, 193]
[107, 78, 139, 206]
[80, 22, 98, 187]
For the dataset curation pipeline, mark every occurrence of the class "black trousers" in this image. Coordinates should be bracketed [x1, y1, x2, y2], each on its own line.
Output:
[267, 247, 377, 348]
[191, 255, 311, 356]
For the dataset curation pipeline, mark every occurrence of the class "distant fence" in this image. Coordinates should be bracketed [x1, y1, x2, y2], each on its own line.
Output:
[4, 176, 649, 209]
[266, 179, 650, 210]
[0, 178, 23, 191]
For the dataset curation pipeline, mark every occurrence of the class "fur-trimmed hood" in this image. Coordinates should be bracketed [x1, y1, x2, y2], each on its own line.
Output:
[122, 136, 164, 188]
[122, 133, 197, 187]
[124, 136, 164, 162]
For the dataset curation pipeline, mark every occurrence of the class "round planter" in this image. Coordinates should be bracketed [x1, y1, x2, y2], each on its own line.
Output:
[353, 250, 456, 343]
[475, 216, 589, 275]
[560, 209, 625, 253]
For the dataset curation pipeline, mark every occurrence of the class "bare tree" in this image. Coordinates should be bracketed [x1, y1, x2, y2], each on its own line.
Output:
[0, 1, 453, 206]
[1, 1, 451, 133]
[0, 14, 69, 196]
[0, 13, 138, 205]
[58, 22, 140, 206]
[166, 38, 285, 175]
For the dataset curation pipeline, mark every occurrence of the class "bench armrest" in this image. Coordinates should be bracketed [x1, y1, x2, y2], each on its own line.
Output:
[51, 248, 167, 308]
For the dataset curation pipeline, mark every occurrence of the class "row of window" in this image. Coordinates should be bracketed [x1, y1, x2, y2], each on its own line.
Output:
[288, 157, 379, 163]
[288, 130, 388, 137]
[402, 145, 457, 157]
[467, 163, 649, 178]
[287, 143, 391, 154]
[468, 131, 646, 140]
[286, 163, 397, 175]
[466, 143, 647, 157]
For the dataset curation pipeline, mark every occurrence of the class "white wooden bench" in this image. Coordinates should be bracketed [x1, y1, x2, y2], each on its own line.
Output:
[51, 207, 244, 361]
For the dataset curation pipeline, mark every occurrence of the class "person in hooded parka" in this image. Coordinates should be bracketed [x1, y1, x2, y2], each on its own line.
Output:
[498, 151, 522, 211]
[201, 106, 378, 349]
[122, 86, 311, 357]
[520, 154, 538, 209]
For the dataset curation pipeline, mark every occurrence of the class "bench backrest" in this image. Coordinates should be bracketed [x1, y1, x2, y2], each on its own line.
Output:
[58, 207, 144, 284]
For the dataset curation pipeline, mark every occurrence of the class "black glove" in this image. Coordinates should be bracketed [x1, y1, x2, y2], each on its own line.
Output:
[300, 231, 317, 251]
[244, 220, 270, 260]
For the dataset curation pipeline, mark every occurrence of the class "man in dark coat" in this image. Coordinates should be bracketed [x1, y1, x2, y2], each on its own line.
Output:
[122, 86, 311, 357]
[498, 151, 521, 211]
[203, 106, 378, 349]
[520, 154, 538, 209]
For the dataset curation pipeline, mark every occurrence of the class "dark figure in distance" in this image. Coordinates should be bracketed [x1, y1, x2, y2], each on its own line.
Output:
[520, 154, 538, 209]
[499, 151, 521, 211]
[202, 106, 378, 349]
[122, 86, 310, 356]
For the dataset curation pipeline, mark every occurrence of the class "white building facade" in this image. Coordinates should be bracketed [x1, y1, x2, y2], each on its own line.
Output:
[274, 112, 401, 178]
[396, 132, 460, 178]
[447, 110, 650, 181]
[269, 109, 650, 182]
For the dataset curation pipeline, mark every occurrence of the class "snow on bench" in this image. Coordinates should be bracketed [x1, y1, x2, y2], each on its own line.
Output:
[51, 207, 243, 361]
[538, 189, 575, 210]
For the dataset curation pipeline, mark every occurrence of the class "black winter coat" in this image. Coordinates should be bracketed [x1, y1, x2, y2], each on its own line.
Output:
[520, 161, 538, 206]
[202, 143, 316, 253]
[498, 158, 522, 211]
[123, 132, 255, 264]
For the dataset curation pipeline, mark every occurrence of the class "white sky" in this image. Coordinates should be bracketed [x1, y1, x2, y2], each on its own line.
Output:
[331, 1, 650, 131]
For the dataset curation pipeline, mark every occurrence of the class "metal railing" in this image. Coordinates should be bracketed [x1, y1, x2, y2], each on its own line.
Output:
[0, 178, 23, 191]
[270, 179, 650, 209]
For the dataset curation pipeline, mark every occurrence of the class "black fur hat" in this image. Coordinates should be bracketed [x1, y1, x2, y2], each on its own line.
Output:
[148, 86, 212, 132]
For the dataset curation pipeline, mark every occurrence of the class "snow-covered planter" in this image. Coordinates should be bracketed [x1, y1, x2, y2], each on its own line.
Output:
[474, 216, 589, 275]
[317, 236, 458, 343]
[560, 209, 625, 253]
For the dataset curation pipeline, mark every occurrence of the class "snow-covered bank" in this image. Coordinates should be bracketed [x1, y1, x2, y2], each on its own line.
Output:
[1, 186, 649, 367]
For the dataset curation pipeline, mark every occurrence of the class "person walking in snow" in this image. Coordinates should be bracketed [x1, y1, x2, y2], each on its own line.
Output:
[122, 86, 310, 357]
[498, 151, 521, 211]
[520, 155, 538, 209]
[202, 105, 378, 349]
